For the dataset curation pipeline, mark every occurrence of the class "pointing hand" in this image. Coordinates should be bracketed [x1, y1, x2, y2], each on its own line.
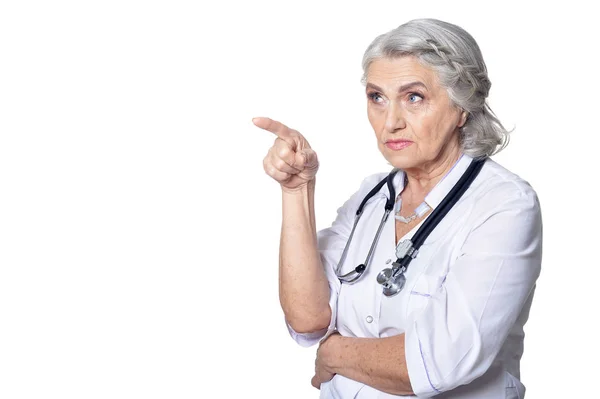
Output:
[253, 117, 319, 191]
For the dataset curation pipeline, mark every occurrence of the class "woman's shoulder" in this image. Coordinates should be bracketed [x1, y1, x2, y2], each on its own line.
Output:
[475, 158, 540, 208]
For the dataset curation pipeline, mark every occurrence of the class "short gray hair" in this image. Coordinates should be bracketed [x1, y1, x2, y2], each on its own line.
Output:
[361, 18, 509, 158]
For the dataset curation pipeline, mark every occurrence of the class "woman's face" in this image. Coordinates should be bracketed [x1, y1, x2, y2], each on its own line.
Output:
[366, 56, 467, 173]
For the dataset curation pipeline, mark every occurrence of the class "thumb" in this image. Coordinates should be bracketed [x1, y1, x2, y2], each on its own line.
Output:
[295, 148, 318, 171]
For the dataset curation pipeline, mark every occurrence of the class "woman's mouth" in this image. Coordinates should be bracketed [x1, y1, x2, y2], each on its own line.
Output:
[385, 140, 413, 150]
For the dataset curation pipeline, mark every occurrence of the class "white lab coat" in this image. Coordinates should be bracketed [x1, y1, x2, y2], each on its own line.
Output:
[287, 154, 543, 398]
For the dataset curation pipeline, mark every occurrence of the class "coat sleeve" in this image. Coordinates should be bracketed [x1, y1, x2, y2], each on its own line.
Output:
[404, 186, 543, 396]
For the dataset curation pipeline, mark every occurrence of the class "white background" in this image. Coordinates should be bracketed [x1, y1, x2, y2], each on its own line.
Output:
[0, 1, 598, 398]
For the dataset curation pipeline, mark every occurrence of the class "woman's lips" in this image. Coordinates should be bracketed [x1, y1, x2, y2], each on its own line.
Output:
[385, 140, 413, 150]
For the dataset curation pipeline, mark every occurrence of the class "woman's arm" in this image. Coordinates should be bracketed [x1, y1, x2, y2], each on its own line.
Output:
[254, 116, 330, 334]
[315, 333, 414, 395]
[280, 179, 331, 333]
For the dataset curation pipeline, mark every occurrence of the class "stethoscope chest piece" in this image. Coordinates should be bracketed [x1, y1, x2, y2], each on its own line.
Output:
[376, 238, 416, 297]
[376, 265, 407, 297]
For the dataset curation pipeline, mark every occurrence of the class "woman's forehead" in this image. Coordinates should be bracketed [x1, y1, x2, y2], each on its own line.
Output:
[366, 56, 439, 90]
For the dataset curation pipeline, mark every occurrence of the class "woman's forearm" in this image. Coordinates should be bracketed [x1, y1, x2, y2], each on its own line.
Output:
[322, 334, 414, 395]
[280, 179, 331, 333]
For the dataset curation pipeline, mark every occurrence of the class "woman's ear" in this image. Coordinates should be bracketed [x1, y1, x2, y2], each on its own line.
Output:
[458, 110, 468, 128]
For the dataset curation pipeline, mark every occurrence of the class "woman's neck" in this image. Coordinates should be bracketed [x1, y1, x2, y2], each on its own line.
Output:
[403, 148, 462, 202]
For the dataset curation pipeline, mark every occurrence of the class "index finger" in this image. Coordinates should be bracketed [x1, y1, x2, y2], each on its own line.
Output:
[252, 117, 295, 144]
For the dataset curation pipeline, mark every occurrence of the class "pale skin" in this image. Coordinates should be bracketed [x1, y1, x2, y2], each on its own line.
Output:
[253, 55, 468, 394]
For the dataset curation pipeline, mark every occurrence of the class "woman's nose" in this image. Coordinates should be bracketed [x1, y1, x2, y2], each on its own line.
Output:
[384, 103, 406, 133]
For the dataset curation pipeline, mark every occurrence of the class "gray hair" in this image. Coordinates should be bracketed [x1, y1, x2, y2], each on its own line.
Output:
[361, 18, 509, 158]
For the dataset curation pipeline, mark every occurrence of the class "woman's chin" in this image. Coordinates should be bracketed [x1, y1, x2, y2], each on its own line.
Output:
[381, 152, 418, 170]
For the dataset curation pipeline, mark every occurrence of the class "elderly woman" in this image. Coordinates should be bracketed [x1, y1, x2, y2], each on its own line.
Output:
[253, 18, 542, 398]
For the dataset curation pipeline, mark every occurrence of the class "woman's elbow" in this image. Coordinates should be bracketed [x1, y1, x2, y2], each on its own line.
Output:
[286, 306, 332, 334]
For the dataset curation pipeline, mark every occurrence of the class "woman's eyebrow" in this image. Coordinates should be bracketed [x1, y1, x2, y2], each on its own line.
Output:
[365, 83, 384, 92]
[398, 81, 427, 92]
[365, 81, 428, 93]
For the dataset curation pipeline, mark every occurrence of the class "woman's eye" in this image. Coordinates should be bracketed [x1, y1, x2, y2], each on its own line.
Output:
[368, 92, 384, 104]
[408, 93, 423, 103]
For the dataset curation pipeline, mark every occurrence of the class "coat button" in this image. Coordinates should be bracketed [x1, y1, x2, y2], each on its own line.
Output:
[385, 259, 392, 264]
[366, 316, 373, 323]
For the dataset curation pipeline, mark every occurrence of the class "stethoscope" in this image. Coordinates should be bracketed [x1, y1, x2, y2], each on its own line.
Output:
[334, 157, 487, 297]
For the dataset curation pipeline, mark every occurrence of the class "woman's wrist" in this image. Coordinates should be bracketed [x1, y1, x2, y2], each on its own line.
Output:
[320, 333, 344, 374]
[281, 178, 317, 239]
[281, 178, 316, 195]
